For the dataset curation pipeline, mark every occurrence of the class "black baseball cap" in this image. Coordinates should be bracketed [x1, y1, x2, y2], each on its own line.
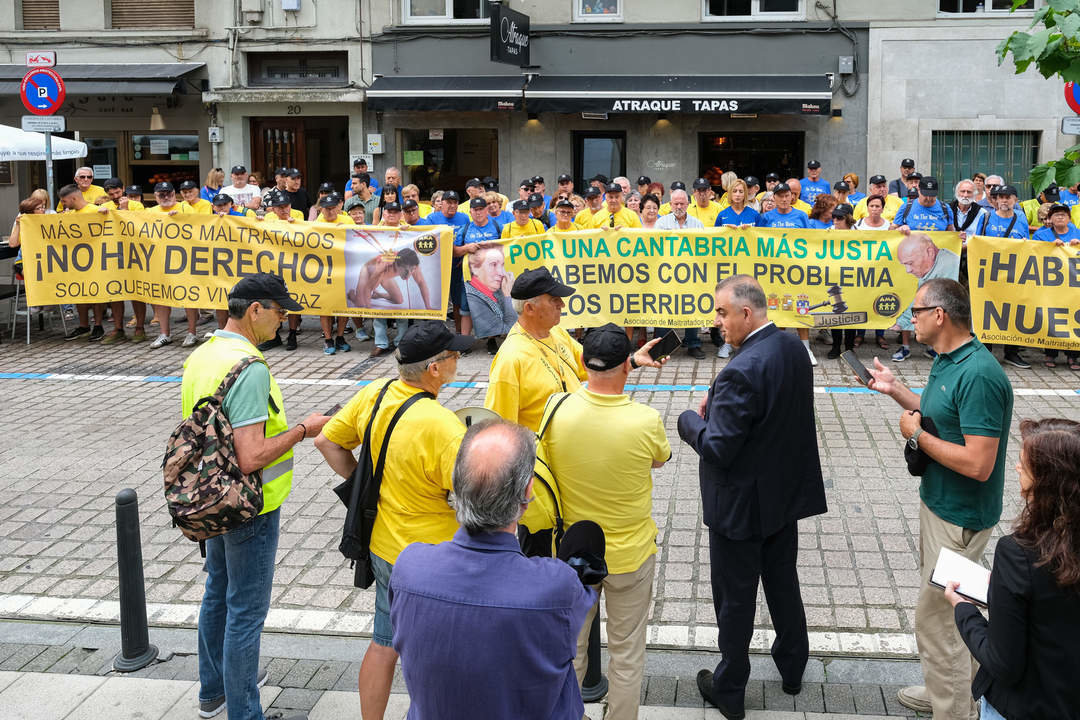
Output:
[469, 197, 487, 209]
[918, 176, 939, 196]
[636, 175, 651, 186]
[909, 172, 923, 182]
[179, 180, 198, 191]
[900, 158, 915, 168]
[103, 177, 123, 190]
[994, 184, 1018, 197]
[519, 178, 535, 190]
[1042, 184, 1061, 201]
[692, 177, 711, 190]
[772, 182, 792, 194]
[532, 175, 545, 184]
[765, 172, 781, 181]
[1048, 203, 1071, 217]
[832, 204, 854, 218]
[396, 320, 473, 364]
[744, 176, 760, 188]
[286, 168, 302, 178]
[383, 201, 402, 213]
[274, 167, 288, 177]
[402, 199, 419, 211]
[527, 192, 545, 208]
[605, 182, 622, 194]
[465, 178, 484, 189]
[124, 185, 142, 195]
[443, 190, 460, 202]
[319, 192, 341, 208]
[869, 174, 888, 185]
[211, 193, 233, 205]
[582, 323, 634, 371]
[343, 196, 364, 212]
[558, 173, 573, 183]
[154, 181, 175, 193]
[230, 165, 247, 175]
[352, 157, 365, 167]
[229, 272, 302, 311]
[512, 199, 530, 212]
[511, 267, 576, 300]
[670, 180, 686, 191]
[266, 190, 291, 207]
[482, 176, 499, 190]
[317, 182, 335, 193]
[590, 173, 609, 184]
[907, 187, 919, 199]
[557, 520, 608, 586]
[807, 160, 822, 169]
[584, 187, 601, 198]
[554, 198, 575, 210]
[833, 181, 850, 192]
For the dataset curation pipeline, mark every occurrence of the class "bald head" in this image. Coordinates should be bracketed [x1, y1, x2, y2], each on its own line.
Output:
[785, 178, 802, 196]
[453, 419, 536, 534]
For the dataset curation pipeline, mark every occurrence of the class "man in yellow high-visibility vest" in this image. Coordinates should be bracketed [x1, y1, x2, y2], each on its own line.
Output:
[181, 272, 329, 720]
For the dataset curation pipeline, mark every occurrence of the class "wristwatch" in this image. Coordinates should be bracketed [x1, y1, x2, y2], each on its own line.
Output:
[907, 426, 924, 450]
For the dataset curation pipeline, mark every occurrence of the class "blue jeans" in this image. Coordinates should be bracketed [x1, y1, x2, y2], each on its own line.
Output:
[373, 319, 390, 349]
[980, 697, 1006, 720]
[371, 553, 395, 647]
[198, 509, 280, 720]
[655, 327, 700, 349]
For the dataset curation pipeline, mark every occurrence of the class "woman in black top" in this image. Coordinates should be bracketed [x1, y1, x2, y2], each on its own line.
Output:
[945, 418, 1080, 720]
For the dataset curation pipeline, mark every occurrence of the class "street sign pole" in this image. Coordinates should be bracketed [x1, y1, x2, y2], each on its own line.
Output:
[45, 131, 54, 210]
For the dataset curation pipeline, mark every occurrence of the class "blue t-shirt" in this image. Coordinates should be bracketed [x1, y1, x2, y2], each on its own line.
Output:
[800, 178, 831, 204]
[455, 219, 502, 270]
[541, 194, 553, 213]
[761, 207, 810, 229]
[1058, 188, 1078, 207]
[425, 210, 470, 229]
[848, 191, 866, 204]
[715, 205, 761, 227]
[977, 212, 1029, 239]
[895, 199, 951, 231]
[1033, 223, 1080, 242]
[489, 210, 514, 226]
[345, 175, 380, 195]
[807, 218, 832, 229]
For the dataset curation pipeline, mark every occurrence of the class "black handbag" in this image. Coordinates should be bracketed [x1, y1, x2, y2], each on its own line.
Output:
[904, 414, 940, 476]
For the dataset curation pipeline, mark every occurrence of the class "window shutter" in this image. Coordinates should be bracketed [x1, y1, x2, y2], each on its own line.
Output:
[22, 0, 60, 30]
[111, 0, 195, 29]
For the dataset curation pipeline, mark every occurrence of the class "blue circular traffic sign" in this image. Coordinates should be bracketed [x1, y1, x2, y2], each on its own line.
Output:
[21, 68, 65, 116]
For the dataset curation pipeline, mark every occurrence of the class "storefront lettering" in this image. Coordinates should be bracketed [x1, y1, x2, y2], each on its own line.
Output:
[608, 99, 742, 112]
[500, 17, 529, 56]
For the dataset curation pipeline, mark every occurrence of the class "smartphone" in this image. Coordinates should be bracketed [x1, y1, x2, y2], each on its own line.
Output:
[840, 350, 873, 386]
[649, 330, 682, 361]
[326, 402, 343, 416]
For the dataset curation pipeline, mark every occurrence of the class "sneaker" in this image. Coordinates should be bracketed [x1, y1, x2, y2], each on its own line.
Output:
[65, 326, 91, 341]
[149, 334, 171, 349]
[923, 348, 938, 360]
[87, 325, 106, 341]
[892, 346, 911, 362]
[826, 346, 841, 360]
[1003, 351, 1031, 369]
[100, 330, 127, 346]
[805, 346, 818, 367]
[716, 343, 732, 359]
[324, 339, 336, 355]
[355, 327, 371, 342]
[896, 685, 932, 714]
[816, 329, 832, 345]
[286, 330, 298, 351]
[687, 346, 705, 360]
[487, 337, 499, 355]
[203, 330, 216, 341]
[130, 329, 147, 344]
[257, 332, 282, 351]
[182, 332, 198, 348]
[199, 669, 269, 718]
[335, 335, 352, 352]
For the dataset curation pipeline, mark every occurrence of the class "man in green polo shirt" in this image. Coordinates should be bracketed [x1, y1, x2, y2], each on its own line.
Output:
[866, 278, 1013, 720]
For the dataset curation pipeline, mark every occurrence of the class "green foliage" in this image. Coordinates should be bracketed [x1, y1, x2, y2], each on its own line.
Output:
[997, 0, 1080, 192]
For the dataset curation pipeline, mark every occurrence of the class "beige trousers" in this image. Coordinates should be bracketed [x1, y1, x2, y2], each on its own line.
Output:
[575, 555, 655, 720]
[916, 501, 992, 720]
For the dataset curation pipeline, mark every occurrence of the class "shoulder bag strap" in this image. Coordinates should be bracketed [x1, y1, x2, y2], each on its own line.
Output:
[538, 392, 571, 440]
[1004, 214, 1018, 238]
[898, 200, 911, 226]
[194, 355, 265, 412]
[535, 392, 573, 546]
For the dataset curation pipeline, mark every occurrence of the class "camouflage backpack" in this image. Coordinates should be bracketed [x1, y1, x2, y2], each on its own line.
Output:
[163, 356, 265, 544]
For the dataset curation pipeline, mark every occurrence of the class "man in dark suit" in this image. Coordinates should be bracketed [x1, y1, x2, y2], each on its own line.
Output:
[677, 275, 827, 720]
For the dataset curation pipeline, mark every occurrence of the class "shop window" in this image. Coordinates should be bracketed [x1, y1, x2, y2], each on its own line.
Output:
[248, 52, 348, 87]
[403, 0, 490, 23]
[574, 0, 622, 22]
[399, 128, 498, 198]
[930, 130, 1040, 200]
[573, 131, 626, 190]
[111, 0, 195, 29]
[699, 132, 804, 189]
[21, 0, 59, 30]
[704, 0, 802, 19]
[129, 134, 200, 195]
[938, 0, 1035, 13]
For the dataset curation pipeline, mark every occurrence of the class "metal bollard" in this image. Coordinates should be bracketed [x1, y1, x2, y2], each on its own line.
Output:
[580, 612, 609, 702]
[112, 489, 159, 672]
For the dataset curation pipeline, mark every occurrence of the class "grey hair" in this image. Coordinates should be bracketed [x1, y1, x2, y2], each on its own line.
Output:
[395, 348, 444, 383]
[227, 297, 275, 319]
[954, 179, 975, 196]
[919, 278, 970, 329]
[511, 297, 529, 314]
[715, 274, 767, 313]
[453, 419, 536, 533]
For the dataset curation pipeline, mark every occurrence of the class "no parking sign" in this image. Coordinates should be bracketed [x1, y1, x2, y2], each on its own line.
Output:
[20, 68, 65, 116]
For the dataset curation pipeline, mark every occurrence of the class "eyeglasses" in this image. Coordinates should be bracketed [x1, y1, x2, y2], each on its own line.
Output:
[264, 302, 288, 317]
[910, 306, 940, 318]
[76, 175, 92, 179]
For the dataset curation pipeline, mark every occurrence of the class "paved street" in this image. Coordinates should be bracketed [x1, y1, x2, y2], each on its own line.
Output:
[1, 318, 1078, 668]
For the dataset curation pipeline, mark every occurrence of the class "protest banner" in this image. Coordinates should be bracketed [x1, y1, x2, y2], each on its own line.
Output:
[465, 227, 961, 329]
[18, 211, 453, 319]
[968, 234, 1080, 352]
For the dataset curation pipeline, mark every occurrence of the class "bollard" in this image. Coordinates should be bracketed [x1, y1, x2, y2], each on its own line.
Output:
[113, 489, 159, 672]
[580, 612, 608, 702]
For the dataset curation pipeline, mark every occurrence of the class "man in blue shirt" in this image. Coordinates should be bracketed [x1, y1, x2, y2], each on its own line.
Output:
[891, 177, 955, 233]
[760, 183, 810, 228]
[1058, 182, 1079, 207]
[976, 184, 1033, 369]
[426, 190, 477, 336]
[532, 175, 553, 212]
[888, 158, 916, 198]
[390, 419, 595, 720]
[800, 160, 830, 205]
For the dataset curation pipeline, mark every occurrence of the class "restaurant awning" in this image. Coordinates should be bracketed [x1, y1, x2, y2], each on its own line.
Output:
[0, 63, 204, 96]
[523, 75, 832, 115]
[366, 75, 524, 112]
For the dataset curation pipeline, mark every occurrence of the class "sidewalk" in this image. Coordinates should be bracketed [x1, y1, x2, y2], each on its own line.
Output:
[0, 619, 926, 719]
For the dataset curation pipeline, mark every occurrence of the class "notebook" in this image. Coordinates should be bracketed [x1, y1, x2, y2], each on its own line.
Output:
[930, 548, 990, 607]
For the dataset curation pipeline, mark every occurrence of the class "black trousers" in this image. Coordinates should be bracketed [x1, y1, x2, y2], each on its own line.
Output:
[707, 521, 809, 712]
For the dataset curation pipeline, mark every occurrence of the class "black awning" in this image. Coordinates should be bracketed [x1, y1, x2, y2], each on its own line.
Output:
[523, 75, 832, 115]
[0, 63, 204, 96]
[366, 75, 524, 111]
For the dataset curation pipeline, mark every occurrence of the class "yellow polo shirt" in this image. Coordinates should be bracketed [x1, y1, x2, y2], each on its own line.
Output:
[501, 218, 546, 238]
[485, 323, 588, 432]
[659, 202, 671, 215]
[100, 199, 146, 211]
[57, 185, 106, 211]
[853, 194, 903, 222]
[147, 203, 181, 214]
[317, 212, 355, 224]
[589, 207, 642, 229]
[575, 207, 601, 226]
[794, 198, 812, 214]
[688, 201, 723, 227]
[552, 221, 581, 232]
[179, 199, 214, 214]
[321, 379, 465, 564]
[264, 209, 305, 222]
[64, 203, 101, 214]
[540, 388, 670, 574]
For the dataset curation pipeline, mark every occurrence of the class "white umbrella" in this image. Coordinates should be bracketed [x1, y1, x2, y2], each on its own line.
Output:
[0, 123, 87, 161]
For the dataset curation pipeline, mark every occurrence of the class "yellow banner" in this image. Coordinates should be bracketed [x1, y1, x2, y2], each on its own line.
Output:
[968, 235, 1080, 352]
[19, 211, 454, 319]
[466, 228, 961, 328]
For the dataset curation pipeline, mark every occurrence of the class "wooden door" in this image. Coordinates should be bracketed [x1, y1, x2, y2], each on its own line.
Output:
[251, 119, 306, 186]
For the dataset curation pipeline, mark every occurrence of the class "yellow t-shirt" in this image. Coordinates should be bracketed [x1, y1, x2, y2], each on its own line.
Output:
[688, 201, 723, 227]
[178, 199, 214, 214]
[101, 199, 146, 211]
[853, 194, 903, 222]
[496, 193, 510, 211]
[575, 207, 600, 226]
[264, 209, 305, 222]
[485, 323, 588, 432]
[57, 185, 106, 211]
[65, 203, 101, 214]
[589, 207, 642, 229]
[147, 203, 181, 214]
[658, 202, 671, 215]
[321, 379, 465, 564]
[1069, 204, 1080, 229]
[541, 388, 671, 574]
[794, 198, 813, 214]
[418, 202, 434, 217]
[501, 218, 546, 238]
[317, 212, 355, 224]
[552, 221, 581, 232]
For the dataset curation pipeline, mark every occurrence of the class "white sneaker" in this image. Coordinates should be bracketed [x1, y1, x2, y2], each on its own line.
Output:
[355, 328, 371, 341]
[716, 343, 732, 359]
[806, 345, 818, 366]
[182, 332, 198, 348]
[149, 334, 171, 349]
[203, 330, 216, 340]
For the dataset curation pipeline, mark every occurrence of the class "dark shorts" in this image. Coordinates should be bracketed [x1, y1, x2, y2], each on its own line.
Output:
[449, 267, 470, 313]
